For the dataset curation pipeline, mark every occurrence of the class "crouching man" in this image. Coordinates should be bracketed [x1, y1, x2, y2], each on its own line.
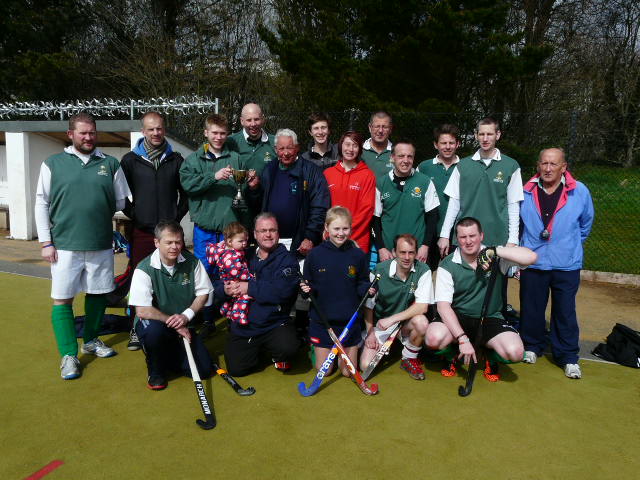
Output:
[428, 217, 537, 381]
[129, 220, 214, 390]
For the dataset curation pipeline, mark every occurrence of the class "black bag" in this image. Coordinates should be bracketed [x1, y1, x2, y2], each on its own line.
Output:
[592, 323, 640, 368]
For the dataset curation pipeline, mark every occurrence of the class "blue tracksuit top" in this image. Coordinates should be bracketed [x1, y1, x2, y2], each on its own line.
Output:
[520, 171, 594, 271]
[303, 240, 370, 326]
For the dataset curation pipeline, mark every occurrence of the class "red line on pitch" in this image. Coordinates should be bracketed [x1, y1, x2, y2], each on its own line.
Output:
[23, 460, 64, 480]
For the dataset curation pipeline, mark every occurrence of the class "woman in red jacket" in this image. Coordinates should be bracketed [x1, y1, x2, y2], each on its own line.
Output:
[324, 131, 376, 253]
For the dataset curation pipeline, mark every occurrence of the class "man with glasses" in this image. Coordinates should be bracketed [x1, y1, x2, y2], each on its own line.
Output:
[363, 111, 394, 178]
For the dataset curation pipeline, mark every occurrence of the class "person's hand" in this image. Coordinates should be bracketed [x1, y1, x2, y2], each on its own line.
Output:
[365, 330, 379, 349]
[368, 287, 377, 297]
[176, 326, 191, 342]
[477, 246, 497, 271]
[300, 282, 311, 294]
[417, 245, 429, 263]
[214, 165, 233, 181]
[247, 169, 259, 189]
[377, 316, 395, 331]
[378, 247, 393, 262]
[41, 245, 57, 263]
[166, 313, 189, 330]
[223, 281, 236, 297]
[297, 238, 314, 256]
[457, 337, 477, 365]
[437, 237, 450, 258]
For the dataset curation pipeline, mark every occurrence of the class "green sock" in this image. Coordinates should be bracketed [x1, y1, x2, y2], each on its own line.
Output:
[51, 304, 77, 356]
[435, 344, 457, 362]
[488, 349, 520, 364]
[84, 294, 107, 342]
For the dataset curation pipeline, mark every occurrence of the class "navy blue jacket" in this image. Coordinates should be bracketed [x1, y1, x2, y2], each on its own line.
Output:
[213, 244, 300, 337]
[258, 158, 330, 253]
[303, 240, 370, 327]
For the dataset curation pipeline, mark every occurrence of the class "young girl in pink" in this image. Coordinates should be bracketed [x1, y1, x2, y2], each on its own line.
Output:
[206, 222, 253, 324]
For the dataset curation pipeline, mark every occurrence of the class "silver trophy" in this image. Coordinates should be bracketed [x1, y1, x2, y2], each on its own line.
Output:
[231, 169, 248, 210]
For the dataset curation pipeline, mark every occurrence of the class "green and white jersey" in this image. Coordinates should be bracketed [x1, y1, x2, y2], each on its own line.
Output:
[366, 259, 434, 318]
[416, 156, 459, 235]
[441, 149, 523, 246]
[435, 246, 517, 320]
[129, 249, 213, 322]
[35, 146, 130, 250]
[227, 129, 276, 174]
[374, 170, 439, 250]
[362, 138, 393, 178]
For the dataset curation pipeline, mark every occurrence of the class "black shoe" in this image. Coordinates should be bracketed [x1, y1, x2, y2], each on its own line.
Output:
[199, 320, 217, 338]
[147, 374, 167, 390]
[127, 329, 141, 351]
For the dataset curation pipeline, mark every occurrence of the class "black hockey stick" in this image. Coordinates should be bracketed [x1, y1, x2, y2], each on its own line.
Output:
[458, 258, 500, 397]
[183, 337, 216, 429]
[307, 291, 379, 395]
[213, 363, 256, 396]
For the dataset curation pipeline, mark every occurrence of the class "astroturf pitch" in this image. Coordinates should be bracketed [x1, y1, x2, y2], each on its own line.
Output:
[2, 272, 638, 480]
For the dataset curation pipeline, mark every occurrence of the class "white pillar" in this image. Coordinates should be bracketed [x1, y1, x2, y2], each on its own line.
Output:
[6, 132, 32, 239]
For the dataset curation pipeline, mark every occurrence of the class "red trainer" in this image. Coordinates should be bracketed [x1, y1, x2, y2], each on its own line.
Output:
[440, 358, 457, 377]
[274, 361, 291, 372]
[483, 360, 501, 382]
[400, 358, 425, 380]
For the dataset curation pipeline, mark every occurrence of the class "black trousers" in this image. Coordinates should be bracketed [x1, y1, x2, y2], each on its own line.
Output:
[224, 322, 299, 376]
[135, 320, 213, 379]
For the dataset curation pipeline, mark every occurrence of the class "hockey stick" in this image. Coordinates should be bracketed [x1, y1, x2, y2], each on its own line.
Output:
[458, 258, 500, 397]
[183, 337, 216, 430]
[306, 291, 379, 396]
[213, 363, 256, 396]
[361, 321, 404, 380]
[298, 274, 381, 396]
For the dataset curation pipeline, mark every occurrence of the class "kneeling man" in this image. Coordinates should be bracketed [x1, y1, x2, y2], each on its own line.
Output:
[129, 221, 214, 390]
[360, 234, 434, 380]
[428, 217, 536, 381]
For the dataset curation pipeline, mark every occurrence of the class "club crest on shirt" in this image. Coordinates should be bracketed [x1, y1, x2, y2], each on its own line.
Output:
[493, 171, 504, 183]
[290, 181, 298, 195]
[303, 180, 308, 191]
[349, 182, 361, 191]
[264, 152, 272, 162]
[317, 268, 326, 273]
[411, 186, 422, 198]
[181, 273, 191, 285]
[97, 165, 109, 176]
[347, 265, 357, 278]
[381, 192, 391, 200]
[409, 281, 416, 294]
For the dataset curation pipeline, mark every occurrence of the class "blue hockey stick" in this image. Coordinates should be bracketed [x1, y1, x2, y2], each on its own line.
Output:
[298, 273, 380, 397]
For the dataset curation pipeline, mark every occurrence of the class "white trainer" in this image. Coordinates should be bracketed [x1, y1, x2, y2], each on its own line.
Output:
[523, 351, 538, 364]
[81, 338, 116, 358]
[60, 355, 81, 380]
[564, 363, 582, 379]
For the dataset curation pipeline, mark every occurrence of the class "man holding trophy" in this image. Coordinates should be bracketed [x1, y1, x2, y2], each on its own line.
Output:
[180, 114, 259, 329]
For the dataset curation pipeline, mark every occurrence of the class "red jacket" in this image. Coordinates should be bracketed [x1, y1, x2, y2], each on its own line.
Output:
[324, 161, 376, 253]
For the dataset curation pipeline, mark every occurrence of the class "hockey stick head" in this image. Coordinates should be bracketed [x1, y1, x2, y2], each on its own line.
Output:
[236, 386, 256, 396]
[196, 417, 217, 430]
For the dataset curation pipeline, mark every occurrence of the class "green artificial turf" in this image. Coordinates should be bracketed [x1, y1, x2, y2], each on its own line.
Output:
[2, 273, 639, 480]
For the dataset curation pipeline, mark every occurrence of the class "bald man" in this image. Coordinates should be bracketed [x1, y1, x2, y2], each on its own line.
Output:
[119, 111, 188, 350]
[227, 103, 277, 174]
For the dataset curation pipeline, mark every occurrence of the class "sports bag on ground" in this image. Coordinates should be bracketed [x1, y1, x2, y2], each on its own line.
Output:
[592, 323, 640, 368]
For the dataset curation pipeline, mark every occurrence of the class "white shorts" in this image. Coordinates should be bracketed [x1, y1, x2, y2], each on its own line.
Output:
[370, 323, 411, 348]
[51, 249, 114, 299]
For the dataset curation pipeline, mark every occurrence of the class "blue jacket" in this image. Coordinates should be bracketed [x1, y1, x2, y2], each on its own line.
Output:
[212, 244, 300, 337]
[520, 171, 594, 271]
[258, 158, 330, 253]
[303, 240, 370, 326]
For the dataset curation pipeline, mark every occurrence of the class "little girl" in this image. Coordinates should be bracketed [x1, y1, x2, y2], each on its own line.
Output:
[206, 222, 253, 324]
[301, 206, 373, 376]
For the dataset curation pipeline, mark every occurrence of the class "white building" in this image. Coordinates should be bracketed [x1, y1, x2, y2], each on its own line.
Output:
[0, 120, 195, 243]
